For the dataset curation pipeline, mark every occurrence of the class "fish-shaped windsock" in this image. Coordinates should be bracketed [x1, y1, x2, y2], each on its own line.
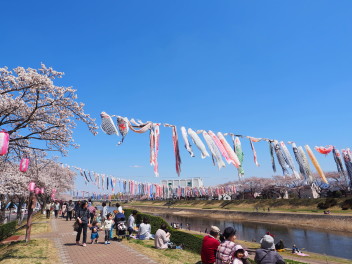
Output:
[165, 124, 182, 176]
[297, 146, 314, 183]
[332, 147, 346, 178]
[315, 145, 333, 155]
[248, 137, 260, 167]
[217, 132, 240, 168]
[150, 124, 160, 177]
[129, 120, 153, 133]
[290, 143, 307, 180]
[208, 131, 232, 165]
[305, 145, 328, 184]
[100, 112, 119, 136]
[232, 136, 245, 178]
[273, 140, 290, 176]
[280, 141, 300, 179]
[187, 128, 209, 159]
[117, 116, 129, 145]
[342, 149, 352, 186]
[269, 141, 276, 173]
[202, 131, 225, 169]
[180, 127, 194, 157]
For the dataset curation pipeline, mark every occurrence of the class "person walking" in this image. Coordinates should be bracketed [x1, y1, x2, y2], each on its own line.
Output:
[102, 213, 114, 245]
[101, 202, 108, 221]
[66, 200, 75, 221]
[75, 200, 91, 247]
[45, 202, 51, 219]
[54, 201, 60, 219]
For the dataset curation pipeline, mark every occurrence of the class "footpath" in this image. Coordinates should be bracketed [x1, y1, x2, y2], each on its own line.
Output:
[33, 217, 157, 264]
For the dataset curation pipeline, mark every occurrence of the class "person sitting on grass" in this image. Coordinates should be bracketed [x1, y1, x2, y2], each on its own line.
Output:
[90, 221, 100, 244]
[155, 223, 171, 249]
[216, 227, 248, 264]
[233, 245, 248, 264]
[201, 226, 221, 264]
[254, 235, 285, 264]
[138, 217, 153, 240]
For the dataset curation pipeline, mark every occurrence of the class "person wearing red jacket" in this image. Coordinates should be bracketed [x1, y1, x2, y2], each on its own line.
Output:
[201, 226, 221, 264]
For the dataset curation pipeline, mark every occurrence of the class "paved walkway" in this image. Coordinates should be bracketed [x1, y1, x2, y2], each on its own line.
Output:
[34, 217, 157, 264]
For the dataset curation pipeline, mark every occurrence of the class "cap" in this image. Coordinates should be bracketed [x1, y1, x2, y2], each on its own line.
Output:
[260, 235, 275, 250]
[210, 226, 220, 233]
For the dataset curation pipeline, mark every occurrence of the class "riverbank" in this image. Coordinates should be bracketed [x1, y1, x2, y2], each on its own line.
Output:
[125, 206, 352, 264]
[128, 200, 352, 233]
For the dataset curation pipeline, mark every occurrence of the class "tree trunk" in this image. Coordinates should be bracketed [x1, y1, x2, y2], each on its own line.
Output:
[25, 192, 35, 242]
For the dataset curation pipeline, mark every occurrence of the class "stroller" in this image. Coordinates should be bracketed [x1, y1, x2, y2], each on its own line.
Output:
[114, 213, 127, 241]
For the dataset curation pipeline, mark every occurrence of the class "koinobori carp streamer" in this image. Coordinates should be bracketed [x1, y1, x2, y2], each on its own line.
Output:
[100, 112, 119, 136]
[305, 145, 328, 184]
[187, 128, 210, 159]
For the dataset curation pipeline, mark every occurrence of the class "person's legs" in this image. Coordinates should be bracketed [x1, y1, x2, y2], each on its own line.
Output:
[69, 211, 72, 220]
[82, 223, 88, 245]
[105, 230, 109, 242]
[54, 210, 58, 218]
[76, 224, 82, 244]
[46, 210, 50, 219]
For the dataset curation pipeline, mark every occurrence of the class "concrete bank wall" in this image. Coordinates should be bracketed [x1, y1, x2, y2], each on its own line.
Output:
[129, 205, 352, 233]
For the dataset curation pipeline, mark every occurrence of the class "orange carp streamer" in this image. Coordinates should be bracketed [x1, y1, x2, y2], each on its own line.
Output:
[305, 145, 328, 184]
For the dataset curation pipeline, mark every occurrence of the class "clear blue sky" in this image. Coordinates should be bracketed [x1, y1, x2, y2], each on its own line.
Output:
[2, 1, 352, 193]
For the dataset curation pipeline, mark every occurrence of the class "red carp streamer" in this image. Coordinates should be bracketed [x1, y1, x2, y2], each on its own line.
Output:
[314, 145, 333, 155]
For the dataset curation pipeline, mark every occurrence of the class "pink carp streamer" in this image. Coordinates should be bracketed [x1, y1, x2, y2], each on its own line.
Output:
[217, 132, 240, 168]
[208, 130, 232, 165]
[128, 119, 153, 133]
[305, 145, 328, 184]
[150, 124, 160, 177]
[315, 145, 333, 155]
[248, 137, 260, 167]
[165, 124, 182, 176]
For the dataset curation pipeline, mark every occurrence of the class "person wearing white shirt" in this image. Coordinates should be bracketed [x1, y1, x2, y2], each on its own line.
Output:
[127, 210, 137, 237]
[102, 213, 114, 245]
[138, 217, 152, 240]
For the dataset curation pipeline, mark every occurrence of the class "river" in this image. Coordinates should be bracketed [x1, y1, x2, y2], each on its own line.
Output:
[153, 213, 352, 260]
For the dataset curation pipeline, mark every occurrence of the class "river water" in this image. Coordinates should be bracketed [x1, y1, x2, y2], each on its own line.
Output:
[154, 213, 352, 260]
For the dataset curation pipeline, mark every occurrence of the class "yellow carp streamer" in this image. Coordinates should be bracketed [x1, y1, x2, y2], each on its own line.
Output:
[305, 145, 328, 184]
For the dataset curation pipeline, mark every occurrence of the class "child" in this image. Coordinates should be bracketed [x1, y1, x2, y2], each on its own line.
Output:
[233, 245, 245, 264]
[90, 221, 99, 244]
[102, 213, 114, 245]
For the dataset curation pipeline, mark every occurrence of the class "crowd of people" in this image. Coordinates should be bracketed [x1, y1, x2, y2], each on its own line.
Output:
[201, 226, 286, 264]
[45, 199, 290, 263]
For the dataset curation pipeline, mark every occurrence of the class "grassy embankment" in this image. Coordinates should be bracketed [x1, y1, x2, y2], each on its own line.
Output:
[124, 206, 352, 264]
[129, 198, 352, 215]
[0, 214, 59, 264]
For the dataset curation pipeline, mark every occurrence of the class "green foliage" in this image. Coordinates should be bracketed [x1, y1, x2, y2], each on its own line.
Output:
[0, 221, 17, 241]
[341, 198, 352, 210]
[125, 208, 203, 254]
[317, 198, 337, 209]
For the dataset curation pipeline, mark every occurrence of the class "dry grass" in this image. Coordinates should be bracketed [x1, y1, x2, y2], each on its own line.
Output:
[0, 239, 59, 264]
[15, 214, 51, 236]
[123, 239, 201, 264]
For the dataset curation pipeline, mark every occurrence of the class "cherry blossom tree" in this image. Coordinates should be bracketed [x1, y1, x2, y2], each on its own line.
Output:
[0, 64, 98, 157]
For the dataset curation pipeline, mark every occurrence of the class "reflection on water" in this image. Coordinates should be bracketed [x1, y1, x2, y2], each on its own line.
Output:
[155, 213, 352, 260]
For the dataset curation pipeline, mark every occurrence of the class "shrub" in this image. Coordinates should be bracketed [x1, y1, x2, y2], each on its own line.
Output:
[0, 221, 17, 241]
[124, 208, 203, 254]
[341, 198, 352, 210]
[317, 198, 337, 209]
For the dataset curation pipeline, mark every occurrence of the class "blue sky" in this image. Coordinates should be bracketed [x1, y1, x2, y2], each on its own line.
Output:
[1, 1, 352, 193]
